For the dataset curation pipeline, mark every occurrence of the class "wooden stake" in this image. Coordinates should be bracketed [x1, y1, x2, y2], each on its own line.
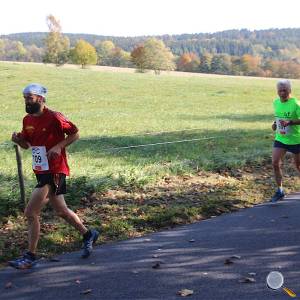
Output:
[14, 144, 26, 207]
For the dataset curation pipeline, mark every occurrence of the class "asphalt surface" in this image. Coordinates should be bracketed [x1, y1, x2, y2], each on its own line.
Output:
[1, 194, 300, 299]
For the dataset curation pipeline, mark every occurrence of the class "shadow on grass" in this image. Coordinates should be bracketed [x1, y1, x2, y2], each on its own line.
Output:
[70, 127, 272, 161]
[178, 113, 273, 122]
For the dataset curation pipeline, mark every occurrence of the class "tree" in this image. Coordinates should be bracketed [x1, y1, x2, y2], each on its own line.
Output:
[5, 41, 27, 61]
[142, 38, 175, 74]
[210, 54, 232, 74]
[95, 40, 115, 65]
[25, 44, 44, 62]
[71, 39, 97, 68]
[177, 52, 200, 72]
[240, 54, 261, 75]
[43, 15, 70, 65]
[199, 52, 212, 73]
[131, 45, 147, 72]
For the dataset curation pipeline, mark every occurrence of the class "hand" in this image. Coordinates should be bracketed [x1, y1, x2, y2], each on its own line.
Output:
[11, 132, 20, 143]
[47, 145, 61, 160]
[280, 120, 291, 127]
[11, 132, 26, 144]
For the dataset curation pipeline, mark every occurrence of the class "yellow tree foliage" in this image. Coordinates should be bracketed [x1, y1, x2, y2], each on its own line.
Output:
[71, 39, 97, 68]
[44, 15, 70, 65]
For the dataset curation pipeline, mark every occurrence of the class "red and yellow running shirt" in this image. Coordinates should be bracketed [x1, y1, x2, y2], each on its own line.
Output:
[273, 97, 300, 145]
[20, 107, 78, 175]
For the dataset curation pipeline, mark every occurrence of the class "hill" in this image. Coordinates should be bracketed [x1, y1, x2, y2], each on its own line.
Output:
[2, 28, 300, 58]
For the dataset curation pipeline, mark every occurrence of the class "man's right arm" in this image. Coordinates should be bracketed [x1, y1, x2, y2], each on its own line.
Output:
[11, 132, 30, 149]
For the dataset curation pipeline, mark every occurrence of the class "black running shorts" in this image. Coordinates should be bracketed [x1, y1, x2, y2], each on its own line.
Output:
[35, 173, 67, 195]
[274, 140, 300, 154]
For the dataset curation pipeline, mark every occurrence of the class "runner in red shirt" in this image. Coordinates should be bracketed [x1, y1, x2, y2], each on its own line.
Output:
[10, 83, 99, 269]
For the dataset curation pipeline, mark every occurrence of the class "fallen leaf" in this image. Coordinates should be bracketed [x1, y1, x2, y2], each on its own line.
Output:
[230, 255, 241, 260]
[152, 262, 161, 269]
[5, 282, 13, 289]
[239, 277, 256, 283]
[224, 259, 234, 265]
[76, 280, 81, 284]
[49, 257, 60, 262]
[177, 289, 194, 297]
[80, 289, 92, 295]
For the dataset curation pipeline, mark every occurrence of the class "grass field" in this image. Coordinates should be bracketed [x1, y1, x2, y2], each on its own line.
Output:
[1, 61, 300, 263]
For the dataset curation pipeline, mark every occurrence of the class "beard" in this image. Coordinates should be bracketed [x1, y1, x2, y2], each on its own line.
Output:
[25, 102, 41, 114]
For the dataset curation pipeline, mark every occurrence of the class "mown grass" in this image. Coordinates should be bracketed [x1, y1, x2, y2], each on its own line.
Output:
[1, 62, 300, 263]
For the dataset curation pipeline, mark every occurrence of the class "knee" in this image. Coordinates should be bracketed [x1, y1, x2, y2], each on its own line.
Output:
[272, 160, 281, 170]
[24, 209, 39, 222]
[56, 209, 70, 219]
[295, 162, 300, 171]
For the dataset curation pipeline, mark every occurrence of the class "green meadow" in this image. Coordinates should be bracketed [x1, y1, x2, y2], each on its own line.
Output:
[0, 62, 293, 218]
[3, 61, 300, 262]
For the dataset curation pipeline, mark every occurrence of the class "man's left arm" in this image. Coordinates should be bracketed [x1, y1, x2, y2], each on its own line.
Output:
[282, 102, 300, 126]
[47, 132, 79, 160]
[47, 112, 79, 160]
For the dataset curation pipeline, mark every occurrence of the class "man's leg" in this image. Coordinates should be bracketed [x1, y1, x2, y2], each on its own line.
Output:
[271, 147, 286, 202]
[272, 147, 286, 188]
[293, 152, 300, 173]
[25, 186, 50, 253]
[9, 185, 49, 269]
[49, 192, 99, 258]
[49, 192, 87, 234]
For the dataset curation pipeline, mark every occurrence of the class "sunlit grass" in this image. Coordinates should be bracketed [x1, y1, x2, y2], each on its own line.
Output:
[1, 61, 299, 217]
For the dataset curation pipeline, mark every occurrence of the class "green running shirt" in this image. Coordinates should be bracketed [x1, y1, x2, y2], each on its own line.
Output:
[273, 97, 300, 145]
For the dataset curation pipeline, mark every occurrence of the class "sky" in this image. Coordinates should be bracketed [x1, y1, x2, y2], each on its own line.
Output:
[1, 0, 300, 37]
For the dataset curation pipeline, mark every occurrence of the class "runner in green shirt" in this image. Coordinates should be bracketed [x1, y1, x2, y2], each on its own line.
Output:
[271, 79, 300, 202]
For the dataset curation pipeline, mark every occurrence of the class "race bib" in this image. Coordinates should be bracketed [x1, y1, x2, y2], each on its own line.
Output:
[32, 146, 49, 171]
[276, 118, 291, 135]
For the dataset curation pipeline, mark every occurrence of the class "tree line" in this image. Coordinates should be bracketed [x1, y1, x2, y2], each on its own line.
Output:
[1, 16, 300, 78]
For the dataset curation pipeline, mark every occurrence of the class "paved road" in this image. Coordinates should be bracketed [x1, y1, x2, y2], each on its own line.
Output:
[1, 194, 300, 299]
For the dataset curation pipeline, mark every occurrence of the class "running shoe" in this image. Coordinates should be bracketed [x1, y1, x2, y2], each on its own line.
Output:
[8, 252, 37, 269]
[270, 190, 285, 203]
[81, 229, 99, 258]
